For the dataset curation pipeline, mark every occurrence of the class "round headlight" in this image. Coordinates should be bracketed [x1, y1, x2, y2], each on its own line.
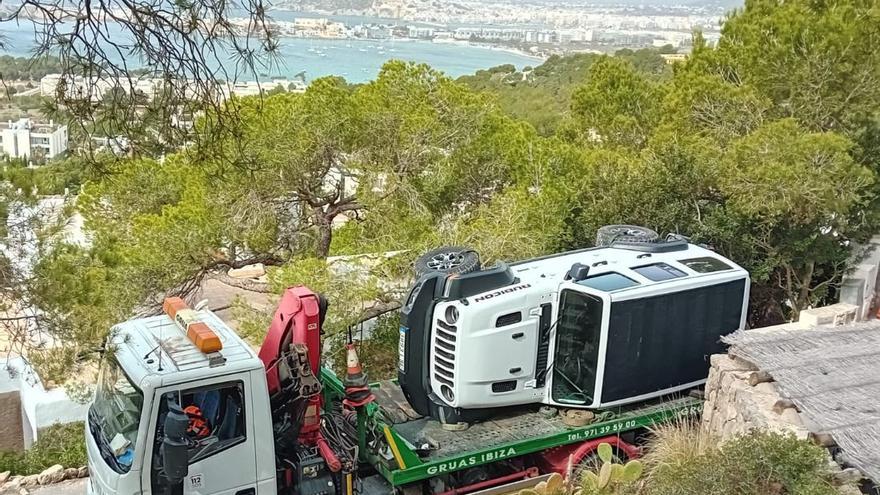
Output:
[440, 385, 455, 403]
[445, 305, 459, 325]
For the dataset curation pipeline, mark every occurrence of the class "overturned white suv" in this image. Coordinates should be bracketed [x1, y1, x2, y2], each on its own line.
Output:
[398, 225, 750, 425]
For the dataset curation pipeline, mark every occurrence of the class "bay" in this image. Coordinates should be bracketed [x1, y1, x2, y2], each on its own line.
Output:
[0, 19, 543, 83]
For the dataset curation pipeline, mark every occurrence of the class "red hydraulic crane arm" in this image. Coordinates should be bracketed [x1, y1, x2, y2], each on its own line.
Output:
[258, 286, 341, 471]
[259, 285, 325, 394]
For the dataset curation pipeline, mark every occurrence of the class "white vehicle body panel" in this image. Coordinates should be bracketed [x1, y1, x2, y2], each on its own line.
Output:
[428, 242, 750, 410]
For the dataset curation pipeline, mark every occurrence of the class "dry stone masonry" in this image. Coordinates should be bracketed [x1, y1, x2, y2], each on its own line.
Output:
[702, 353, 810, 440]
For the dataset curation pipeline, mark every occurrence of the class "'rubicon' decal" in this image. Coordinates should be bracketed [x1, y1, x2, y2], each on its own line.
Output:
[473, 284, 532, 303]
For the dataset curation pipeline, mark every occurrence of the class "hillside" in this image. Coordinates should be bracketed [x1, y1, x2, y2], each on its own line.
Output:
[458, 47, 671, 135]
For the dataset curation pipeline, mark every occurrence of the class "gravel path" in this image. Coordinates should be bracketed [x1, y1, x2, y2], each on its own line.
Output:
[26, 478, 87, 494]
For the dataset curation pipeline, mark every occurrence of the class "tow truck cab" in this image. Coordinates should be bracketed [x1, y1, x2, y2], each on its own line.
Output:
[399, 240, 749, 424]
[86, 308, 277, 495]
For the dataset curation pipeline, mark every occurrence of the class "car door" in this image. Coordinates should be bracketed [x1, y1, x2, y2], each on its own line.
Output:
[145, 374, 258, 495]
[544, 281, 612, 409]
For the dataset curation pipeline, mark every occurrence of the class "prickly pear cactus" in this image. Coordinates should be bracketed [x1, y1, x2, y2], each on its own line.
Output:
[517, 472, 567, 495]
[545, 473, 564, 493]
[578, 443, 644, 495]
[514, 444, 644, 495]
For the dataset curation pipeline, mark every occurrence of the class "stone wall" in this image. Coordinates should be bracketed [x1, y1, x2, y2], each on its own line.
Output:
[0, 358, 90, 449]
[702, 352, 863, 494]
[0, 391, 24, 452]
[701, 352, 809, 440]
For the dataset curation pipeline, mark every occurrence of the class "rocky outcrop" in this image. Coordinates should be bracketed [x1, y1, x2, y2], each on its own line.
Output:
[227, 263, 266, 279]
[0, 465, 88, 494]
[36, 465, 63, 486]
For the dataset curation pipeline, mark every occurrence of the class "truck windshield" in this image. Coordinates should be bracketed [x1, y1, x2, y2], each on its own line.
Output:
[89, 357, 143, 473]
[552, 290, 603, 405]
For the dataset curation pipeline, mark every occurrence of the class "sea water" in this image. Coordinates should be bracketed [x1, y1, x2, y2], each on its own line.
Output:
[0, 19, 542, 83]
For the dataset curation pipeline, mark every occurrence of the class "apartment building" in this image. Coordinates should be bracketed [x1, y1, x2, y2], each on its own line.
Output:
[0, 118, 68, 160]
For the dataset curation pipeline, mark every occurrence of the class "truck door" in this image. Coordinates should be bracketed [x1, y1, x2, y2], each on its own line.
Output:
[545, 282, 611, 409]
[145, 374, 258, 495]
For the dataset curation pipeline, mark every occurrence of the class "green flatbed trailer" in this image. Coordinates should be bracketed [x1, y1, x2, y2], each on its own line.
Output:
[320, 368, 703, 492]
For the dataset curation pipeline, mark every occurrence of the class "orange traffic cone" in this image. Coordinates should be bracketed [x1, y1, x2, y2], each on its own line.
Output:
[343, 343, 374, 408]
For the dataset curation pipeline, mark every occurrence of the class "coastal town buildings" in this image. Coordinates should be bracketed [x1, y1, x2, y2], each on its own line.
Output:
[0, 118, 68, 161]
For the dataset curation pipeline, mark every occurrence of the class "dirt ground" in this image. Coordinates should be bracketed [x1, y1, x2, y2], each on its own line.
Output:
[27, 478, 87, 494]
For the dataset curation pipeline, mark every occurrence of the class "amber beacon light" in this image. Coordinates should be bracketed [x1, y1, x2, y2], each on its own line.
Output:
[162, 297, 223, 353]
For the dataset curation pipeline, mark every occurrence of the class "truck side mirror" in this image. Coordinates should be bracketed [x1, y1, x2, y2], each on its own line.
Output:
[567, 263, 590, 282]
[161, 401, 189, 484]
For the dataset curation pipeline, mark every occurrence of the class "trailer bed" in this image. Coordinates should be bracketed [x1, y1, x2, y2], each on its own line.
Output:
[321, 369, 702, 487]
[377, 381, 698, 461]
[392, 408, 565, 460]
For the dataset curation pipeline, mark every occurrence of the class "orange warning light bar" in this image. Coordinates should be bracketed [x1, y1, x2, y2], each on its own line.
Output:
[162, 297, 223, 354]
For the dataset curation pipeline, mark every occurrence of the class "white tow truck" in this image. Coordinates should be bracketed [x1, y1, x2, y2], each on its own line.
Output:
[84, 226, 746, 495]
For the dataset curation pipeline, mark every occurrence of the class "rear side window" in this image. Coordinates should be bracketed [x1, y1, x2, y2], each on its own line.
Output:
[679, 257, 732, 273]
[577, 272, 639, 292]
[632, 263, 687, 281]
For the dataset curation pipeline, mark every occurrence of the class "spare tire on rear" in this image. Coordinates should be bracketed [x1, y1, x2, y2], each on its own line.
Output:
[414, 246, 480, 276]
[595, 225, 659, 247]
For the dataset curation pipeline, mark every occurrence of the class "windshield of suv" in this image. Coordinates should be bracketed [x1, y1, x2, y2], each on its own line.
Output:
[552, 289, 603, 405]
[90, 357, 143, 473]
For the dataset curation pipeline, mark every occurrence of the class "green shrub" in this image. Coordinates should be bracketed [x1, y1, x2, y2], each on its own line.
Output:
[327, 313, 401, 381]
[28, 346, 78, 387]
[717, 431, 838, 495]
[0, 422, 87, 475]
[643, 426, 840, 495]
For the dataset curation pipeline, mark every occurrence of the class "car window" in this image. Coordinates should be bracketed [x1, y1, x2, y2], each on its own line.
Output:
[577, 272, 639, 291]
[679, 256, 732, 273]
[157, 381, 246, 464]
[632, 262, 687, 281]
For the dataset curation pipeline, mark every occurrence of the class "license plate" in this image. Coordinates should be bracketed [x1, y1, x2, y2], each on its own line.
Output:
[398, 327, 407, 372]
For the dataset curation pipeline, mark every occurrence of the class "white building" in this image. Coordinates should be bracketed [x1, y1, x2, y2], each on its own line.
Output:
[224, 78, 305, 98]
[0, 118, 68, 160]
[39, 73, 305, 104]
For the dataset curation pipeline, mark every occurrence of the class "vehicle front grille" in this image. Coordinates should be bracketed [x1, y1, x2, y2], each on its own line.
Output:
[434, 319, 457, 394]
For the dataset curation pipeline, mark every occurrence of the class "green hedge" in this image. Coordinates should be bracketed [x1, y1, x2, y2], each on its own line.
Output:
[0, 422, 86, 475]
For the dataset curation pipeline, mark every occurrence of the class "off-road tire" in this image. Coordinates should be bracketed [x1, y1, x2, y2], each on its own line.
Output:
[414, 246, 480, 276]
[595, 225, 659, 247]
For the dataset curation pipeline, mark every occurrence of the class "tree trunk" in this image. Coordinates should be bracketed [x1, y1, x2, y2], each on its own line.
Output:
[314, 208, 333, 258]
[796, 261, 815, 315]
[786, 261, 815, 320]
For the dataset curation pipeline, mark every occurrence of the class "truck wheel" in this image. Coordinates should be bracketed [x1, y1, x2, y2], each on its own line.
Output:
[595, 225, 659, 247]
[414, 246, 480, 276]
